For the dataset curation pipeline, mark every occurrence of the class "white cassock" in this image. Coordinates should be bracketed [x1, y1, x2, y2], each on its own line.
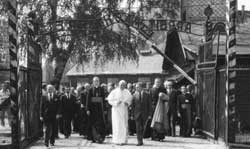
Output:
[107, 88, 132, 144]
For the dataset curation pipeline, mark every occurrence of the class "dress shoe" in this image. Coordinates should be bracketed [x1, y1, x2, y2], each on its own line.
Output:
[115, 143, 124, 146]
[45, 143, 49, 147]
[136, 143, 143, 146]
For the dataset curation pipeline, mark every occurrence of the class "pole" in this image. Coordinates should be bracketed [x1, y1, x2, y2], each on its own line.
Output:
[226, 0, 237, 144]
[7, 0, 19, 148]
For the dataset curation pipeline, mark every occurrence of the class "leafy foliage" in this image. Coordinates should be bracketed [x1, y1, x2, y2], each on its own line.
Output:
[17, 0, 140, 64]
[1, 0, 179, 86]
[70, 0, 138, 64]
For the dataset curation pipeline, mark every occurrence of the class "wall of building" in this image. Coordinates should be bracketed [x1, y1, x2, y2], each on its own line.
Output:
[68, 74, 166, 88]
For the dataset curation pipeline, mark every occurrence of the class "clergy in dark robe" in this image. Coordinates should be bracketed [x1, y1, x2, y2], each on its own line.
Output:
[150, 78, 166, 141]
[151, 91, 170, 137]
[86, 77, 106, 143]
[61, 87, 76, 138]
[164, 80, 179, 137]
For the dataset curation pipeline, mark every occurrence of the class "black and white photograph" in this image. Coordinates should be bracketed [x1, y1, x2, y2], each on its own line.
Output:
[1, 0, 250, 148]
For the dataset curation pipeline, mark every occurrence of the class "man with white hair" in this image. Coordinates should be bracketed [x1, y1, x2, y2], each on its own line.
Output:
[107, 80, 132, 145]
[40, 84, 61, 147]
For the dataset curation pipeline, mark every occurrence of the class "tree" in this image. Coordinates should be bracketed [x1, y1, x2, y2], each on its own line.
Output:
[16, 0, 138, 89]
[16, 0, 180, 88]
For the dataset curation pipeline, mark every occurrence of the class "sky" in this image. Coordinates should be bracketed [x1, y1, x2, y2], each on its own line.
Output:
[238, 0, 250, 10]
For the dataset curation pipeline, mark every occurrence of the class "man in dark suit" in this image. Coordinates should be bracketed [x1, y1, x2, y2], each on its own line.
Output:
[61, 86, 76, 138]
[58, 87, 65, 135]
[132, 82, 152, 146]
[105, 82, 114, 136]
[164, 80, 179, 137]
[79, 83, 90, 137]
[127, 83, 136, 136]
[178, 85, 195, 137]
[40, 84, 61, 147]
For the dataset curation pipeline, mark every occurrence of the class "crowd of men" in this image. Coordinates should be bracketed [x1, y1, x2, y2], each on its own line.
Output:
[40, 77, 196, 147]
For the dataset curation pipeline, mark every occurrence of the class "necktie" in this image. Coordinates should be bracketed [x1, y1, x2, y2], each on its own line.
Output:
[48, 93, 52, 101]
[95, 87, 99, 96]
[139, 91, 141, 102]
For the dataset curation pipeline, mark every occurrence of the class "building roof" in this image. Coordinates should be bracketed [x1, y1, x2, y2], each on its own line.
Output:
[66, 44, 195, 77]
[66, 54, 164, 76]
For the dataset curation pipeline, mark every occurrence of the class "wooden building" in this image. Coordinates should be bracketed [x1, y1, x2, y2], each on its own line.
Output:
[66, 46, 196, 87]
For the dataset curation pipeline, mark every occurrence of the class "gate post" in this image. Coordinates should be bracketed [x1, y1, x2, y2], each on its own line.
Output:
[203, 5, 218, 140]
[7, 0, 19, 148]
[225, 0, 237, 144]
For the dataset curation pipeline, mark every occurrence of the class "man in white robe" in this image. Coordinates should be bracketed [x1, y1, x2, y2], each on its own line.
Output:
[107, 80, 132, 145]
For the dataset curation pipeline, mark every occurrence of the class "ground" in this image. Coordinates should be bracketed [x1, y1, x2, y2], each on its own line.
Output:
[27, 133, 227, 149]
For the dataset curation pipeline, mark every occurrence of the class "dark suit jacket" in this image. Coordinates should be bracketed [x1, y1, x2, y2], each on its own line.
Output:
[166, 89, 179, 115]
[61, 93, 76, 118]
[177, 93, 195, 113]
[40, 93, 61, 122]
[80, 90, 88, 108]
[132, 90, 152, 121]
